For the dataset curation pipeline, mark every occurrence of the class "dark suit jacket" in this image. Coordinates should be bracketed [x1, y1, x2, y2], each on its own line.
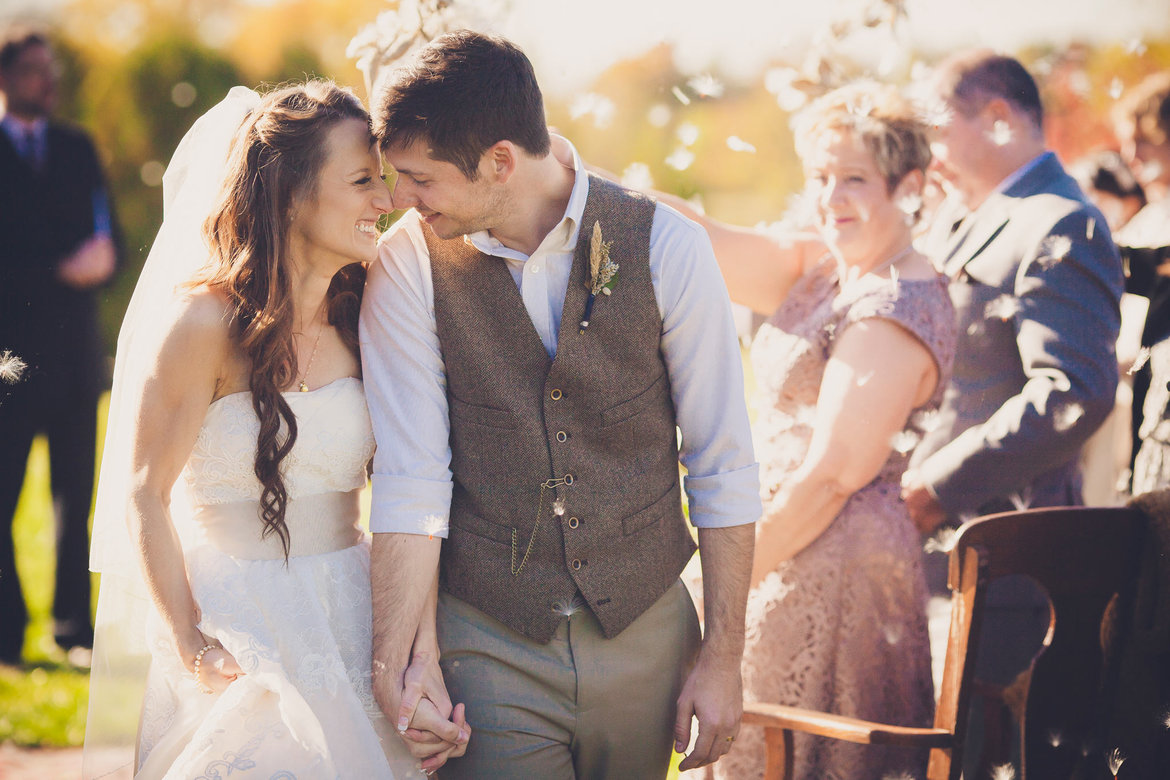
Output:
[0, 120, 118, 386]
[910, 153, 1124, 518]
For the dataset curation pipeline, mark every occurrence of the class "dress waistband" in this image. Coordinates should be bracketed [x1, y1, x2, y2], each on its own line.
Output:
[191, 489, 364, 560]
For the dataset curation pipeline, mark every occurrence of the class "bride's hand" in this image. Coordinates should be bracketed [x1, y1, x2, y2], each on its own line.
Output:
[193, 646, 244, 694]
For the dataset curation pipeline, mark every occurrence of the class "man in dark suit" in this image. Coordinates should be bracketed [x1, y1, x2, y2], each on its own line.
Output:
[0, 25, 119, 664]
[901, 50, 1123, 772]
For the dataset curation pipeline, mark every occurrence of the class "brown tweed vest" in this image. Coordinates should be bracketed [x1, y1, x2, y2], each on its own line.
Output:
[427, 175, 696, 643]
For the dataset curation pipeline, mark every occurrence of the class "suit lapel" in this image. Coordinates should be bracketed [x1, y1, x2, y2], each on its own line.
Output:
[942, 195, 1010, 279]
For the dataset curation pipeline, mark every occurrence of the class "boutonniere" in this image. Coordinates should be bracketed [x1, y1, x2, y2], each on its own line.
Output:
[578, 221, 619, 334]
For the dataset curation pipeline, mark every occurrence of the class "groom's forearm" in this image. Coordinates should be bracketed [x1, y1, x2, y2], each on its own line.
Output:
[371, 533, 442, 710]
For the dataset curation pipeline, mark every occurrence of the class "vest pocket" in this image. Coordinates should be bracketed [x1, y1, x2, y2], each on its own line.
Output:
[450, 510, 515, 545]
[621, 483, 681, 536]
[449, 395, 517, 430]
[599, 371, 670, 428]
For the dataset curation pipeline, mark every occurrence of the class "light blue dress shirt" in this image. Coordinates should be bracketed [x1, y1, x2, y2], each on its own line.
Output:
[360, 138, 761, 536]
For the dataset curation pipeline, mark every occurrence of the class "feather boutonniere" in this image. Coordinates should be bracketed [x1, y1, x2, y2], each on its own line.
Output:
[579, 221, 619, 334]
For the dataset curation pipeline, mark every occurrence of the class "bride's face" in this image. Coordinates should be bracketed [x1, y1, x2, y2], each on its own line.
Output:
[290, 117, 392, 270]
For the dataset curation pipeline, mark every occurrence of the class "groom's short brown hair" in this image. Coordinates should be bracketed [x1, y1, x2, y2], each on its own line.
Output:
[373, 30, 551, 180]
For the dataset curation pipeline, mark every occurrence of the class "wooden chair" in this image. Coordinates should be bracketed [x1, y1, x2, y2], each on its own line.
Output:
[742, 506, 1145, 780]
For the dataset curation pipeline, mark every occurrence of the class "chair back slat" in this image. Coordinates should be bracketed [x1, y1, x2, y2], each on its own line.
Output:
[937, 507, 1144, 779]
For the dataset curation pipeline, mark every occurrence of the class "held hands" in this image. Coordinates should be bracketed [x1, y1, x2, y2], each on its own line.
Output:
[673, 647, 743, 772]
[375, 649, 469, 774]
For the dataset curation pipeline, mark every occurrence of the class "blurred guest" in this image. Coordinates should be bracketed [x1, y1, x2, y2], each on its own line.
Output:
[902, 50, 1122, 773]
[0, 24, 119, 665]
[1070, 150, 1145, 505]
[1072, 149, 1146, 233]
[1113, 73, 1170, 494]
[660, 81, 951, 780]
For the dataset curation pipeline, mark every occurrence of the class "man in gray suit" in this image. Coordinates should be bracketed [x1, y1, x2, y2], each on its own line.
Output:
[902, 50, 1123, 770]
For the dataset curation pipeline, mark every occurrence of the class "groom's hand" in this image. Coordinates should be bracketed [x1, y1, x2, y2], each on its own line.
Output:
[674, 646, 743, 771]
[394, 650, 470, 771]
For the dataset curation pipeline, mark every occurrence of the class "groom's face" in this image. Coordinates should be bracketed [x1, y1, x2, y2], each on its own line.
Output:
[383, 139, 501, 240]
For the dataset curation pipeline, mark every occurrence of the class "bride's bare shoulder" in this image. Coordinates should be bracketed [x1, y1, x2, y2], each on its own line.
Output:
[168, 285, 234, 340]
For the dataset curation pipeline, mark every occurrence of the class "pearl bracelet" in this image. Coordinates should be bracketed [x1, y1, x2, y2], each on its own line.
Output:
[193, 643, 217, 694]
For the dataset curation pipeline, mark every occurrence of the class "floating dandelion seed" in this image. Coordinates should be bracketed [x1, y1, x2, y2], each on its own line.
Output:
[985, 295, 1021, 321]
[764, 67, 808, 112]
[1146, 160, 1165, 183]
[1046, 729, 1063, 748]
[1086, 217, 1096, 241]
[911, 408, 941, 432]
[882, 623, 903, 645]
[896, 193, 923, 216]
[688, 74, 724, 99]
[620, 162, 654, 191]
[1129, 347, 1152, 375]
[967, 321, 985, 337]
[847, 93, 876, 117]
[665, 147, 695, 171]
[0, 350, 27, 384]
[569, 93, 615, 129]
[1107, 747, 1126, 776]
[1126, 38, 1147, 55]
[671, 85, 691, 106]
[923, 527, 958, 554]
[552, 593, 586, 618]
[990, 120, 1013, 146]
[420, 514, 448, 540]
[647, 103, 671, 128]
[1162, 710, 1170, 729]
[1043, 235, 1073, 265]
[552, 499, 566, 517]
[1110, 77, 1125, 101]
[1010, 487, 1033, 511]
[991, 763, 1017, 780]
[727, 136, 757, 154]
[918, 98, 954, 129]
[1054, 402, 1085, 433]
[889, 429, 921, 455]
[676, 122, 700, 147]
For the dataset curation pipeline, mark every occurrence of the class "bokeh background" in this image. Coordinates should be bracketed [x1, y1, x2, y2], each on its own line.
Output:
[2, 0, 1170, 760]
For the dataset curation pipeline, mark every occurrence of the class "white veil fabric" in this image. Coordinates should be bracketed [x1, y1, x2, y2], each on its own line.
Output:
[83, 86, 260, 780]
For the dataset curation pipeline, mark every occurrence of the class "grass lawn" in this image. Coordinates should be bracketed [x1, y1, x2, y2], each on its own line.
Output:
[0, 432, 97, 747]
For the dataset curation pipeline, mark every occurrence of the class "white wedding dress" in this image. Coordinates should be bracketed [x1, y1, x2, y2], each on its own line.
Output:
[133, 377, 420, 779]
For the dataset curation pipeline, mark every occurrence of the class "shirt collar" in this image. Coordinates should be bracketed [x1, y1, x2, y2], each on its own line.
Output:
[0, 114, 47, 143]
[463, 134, 590, 259]
[994, 150, 1053, 196]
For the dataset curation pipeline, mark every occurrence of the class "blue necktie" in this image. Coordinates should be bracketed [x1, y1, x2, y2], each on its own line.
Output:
[17, 128, 40, 170]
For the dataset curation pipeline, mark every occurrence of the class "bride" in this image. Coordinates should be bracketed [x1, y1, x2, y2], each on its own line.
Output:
[83, 81, 460, 778]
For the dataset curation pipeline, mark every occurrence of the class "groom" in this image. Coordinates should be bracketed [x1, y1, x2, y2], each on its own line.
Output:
[360, 31, 761, 778]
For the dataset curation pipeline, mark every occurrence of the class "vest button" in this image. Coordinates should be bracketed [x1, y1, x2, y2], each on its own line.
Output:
[563, 473, 574, 485]
[556, 430, 568, 443]
[550, 388, 563, 400]
[568, 516, 579, 529]
[571, 558, 583, 570]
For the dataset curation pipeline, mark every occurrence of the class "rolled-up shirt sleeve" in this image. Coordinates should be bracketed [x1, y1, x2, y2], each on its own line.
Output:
[360, 213, 453, 536]
[651, 203, 762, 528]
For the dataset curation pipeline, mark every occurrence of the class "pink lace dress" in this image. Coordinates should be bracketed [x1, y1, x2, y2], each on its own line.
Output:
[716, 260, 956, 780]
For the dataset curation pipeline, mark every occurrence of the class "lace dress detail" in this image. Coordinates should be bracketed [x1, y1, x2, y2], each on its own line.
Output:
[715, 263, 956, 780]
[136, 378, 421, 779]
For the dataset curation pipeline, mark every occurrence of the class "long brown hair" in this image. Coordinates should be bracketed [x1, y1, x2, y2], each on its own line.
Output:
[194, 80, 371, 558]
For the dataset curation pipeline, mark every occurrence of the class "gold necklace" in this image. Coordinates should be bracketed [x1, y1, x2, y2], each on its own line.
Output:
[296, 300, 328, 392]
[297, 326, 322, 392]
